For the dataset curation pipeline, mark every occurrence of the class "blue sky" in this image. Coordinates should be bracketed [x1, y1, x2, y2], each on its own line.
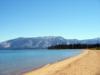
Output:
[0, 0, 100, 41]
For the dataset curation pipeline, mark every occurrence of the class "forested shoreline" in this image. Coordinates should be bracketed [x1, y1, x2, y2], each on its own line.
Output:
[48, 44, 100, 49]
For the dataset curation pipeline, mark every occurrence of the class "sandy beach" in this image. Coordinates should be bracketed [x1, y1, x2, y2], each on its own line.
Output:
[23, 50, 100, 75]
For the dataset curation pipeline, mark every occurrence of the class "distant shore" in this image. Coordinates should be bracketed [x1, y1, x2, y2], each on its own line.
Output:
[23, 50, 100, 75]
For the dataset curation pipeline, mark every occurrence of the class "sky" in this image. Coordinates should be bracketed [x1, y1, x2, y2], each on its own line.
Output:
[0, 0, 100, 41]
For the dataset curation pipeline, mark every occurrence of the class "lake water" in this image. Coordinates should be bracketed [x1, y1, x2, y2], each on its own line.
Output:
[0, 49, 83, 75]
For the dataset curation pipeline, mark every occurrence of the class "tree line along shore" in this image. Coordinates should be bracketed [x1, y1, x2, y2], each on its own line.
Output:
[48, 44, 100, 50]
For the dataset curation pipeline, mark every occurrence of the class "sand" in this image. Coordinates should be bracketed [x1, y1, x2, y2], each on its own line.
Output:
[23, 50, 100, 75]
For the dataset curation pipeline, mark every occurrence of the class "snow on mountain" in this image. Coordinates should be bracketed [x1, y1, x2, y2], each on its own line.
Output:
[0, 36, 100, 49]
[0, 36, 67, 49]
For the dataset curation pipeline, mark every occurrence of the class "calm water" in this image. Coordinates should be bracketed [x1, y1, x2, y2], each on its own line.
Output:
[0, 49, 83, 75]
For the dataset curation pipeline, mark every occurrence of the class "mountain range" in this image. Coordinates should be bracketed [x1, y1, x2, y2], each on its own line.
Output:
[0, 36, 100, 49]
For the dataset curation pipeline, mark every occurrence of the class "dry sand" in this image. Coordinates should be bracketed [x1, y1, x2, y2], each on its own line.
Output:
[23, 50, 100, 75]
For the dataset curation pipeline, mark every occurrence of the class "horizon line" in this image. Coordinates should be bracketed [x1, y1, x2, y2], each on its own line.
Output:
[0, 36, 100, 42]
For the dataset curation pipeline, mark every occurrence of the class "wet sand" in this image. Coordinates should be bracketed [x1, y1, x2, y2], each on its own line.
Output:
[23, 50, 100, 75]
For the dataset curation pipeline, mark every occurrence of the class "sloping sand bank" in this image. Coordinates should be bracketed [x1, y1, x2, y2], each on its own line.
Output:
[23, 50, 100, 75]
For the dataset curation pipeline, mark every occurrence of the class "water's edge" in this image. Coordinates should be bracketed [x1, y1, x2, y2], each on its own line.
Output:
[0, 49, 83, 75]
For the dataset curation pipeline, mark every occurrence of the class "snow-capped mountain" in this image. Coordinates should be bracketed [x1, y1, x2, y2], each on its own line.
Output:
[0, 36, 100, 49]
[0, 36, 67, 49]
[80, 38, 100, 44]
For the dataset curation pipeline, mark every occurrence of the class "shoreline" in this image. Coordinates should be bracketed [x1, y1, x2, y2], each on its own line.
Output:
[21, 50, 80, 75]
[23, 50, 100, 75]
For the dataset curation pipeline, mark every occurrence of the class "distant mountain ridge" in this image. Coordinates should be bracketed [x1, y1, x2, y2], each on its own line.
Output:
[0, 36, 100, 49]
